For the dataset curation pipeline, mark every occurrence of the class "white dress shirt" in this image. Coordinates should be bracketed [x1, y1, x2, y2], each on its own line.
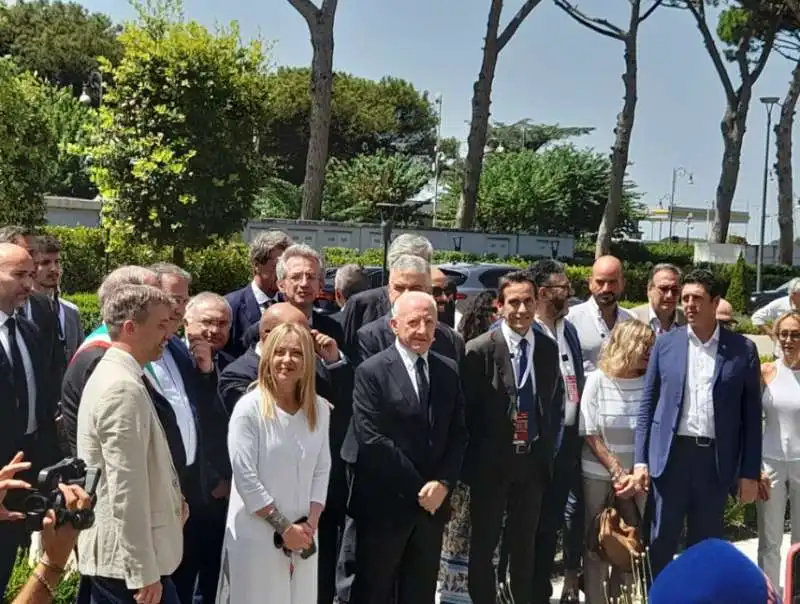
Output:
[152, 347, 198, 465]
[395, 340, 429, 399]
[0, 311, 37, 434]
[677, 324, 720, 439]
[501, 320, 535, 394]
[251, 281, 279, 314]
[648, 306, 680, 336]
[567, 297, 633, 374]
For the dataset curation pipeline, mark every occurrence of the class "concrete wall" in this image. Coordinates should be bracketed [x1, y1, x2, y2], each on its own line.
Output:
[694, 241, 800, 267]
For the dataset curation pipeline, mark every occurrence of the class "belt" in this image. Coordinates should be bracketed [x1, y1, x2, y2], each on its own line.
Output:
[678, 435, 715, 448]
[513, 436, 539, 455]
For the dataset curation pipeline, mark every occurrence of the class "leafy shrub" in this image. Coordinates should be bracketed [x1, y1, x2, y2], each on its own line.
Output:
[63, 292, 102, 332]
[726, 254, 749, 313]
[5, 551, 80, 603]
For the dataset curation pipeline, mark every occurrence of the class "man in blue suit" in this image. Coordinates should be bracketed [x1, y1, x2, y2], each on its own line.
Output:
[634, 269, 761, 578]
[223, 230, 291, 358]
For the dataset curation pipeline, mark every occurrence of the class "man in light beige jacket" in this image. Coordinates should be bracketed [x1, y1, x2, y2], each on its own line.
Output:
[76, 284, 185, 604]
[629, 263, 686, 335]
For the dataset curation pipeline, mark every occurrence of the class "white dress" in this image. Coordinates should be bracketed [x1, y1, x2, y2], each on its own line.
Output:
[216, 389, 331, 604]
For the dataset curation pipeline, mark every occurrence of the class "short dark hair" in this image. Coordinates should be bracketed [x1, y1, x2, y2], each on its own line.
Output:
[682, 269, 722, 298]
[529, 259, 566, 289]
[497, 270, 535, 303]
[35, 234, 61, 255]
[0, 225, 35, 244]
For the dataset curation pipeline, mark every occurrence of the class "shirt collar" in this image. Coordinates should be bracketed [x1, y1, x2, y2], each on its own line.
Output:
[250, 281, 278, 306]
[687, 323, 721, 347]
[501, 319, 534, 349]
[534, 316, 560, 342]
[589, 295, 625, 321]
[395, 339, 429, 367]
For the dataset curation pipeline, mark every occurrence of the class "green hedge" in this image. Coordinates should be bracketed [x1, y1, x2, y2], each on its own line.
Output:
[43, 226, 799, 301]
[5, 551, 80, 603]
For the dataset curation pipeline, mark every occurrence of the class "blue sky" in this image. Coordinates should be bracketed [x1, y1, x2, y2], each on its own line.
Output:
[78, 0, 800, 242]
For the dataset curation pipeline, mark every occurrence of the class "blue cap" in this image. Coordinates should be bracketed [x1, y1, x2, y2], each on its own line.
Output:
[649, 538, 781, 603]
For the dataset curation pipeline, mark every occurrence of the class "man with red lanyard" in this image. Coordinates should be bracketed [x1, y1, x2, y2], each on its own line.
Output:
[529, 259, 586, 603]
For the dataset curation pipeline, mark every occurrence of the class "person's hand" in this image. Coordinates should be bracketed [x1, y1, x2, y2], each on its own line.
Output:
[633, 465, 649, 493]
[418, 481, 448, 515]
[311, 329, 340, 364]
[0, 451, 31, 522]
[134, 580, 163, 604]
[189, 337, 214, 374]
[210, 479, 230, 500]
[613, 473, 637, 499]
[181, 500, 190, 526]
[739, 477, 759, 504]
[40, 483, 90, 568]
[282, 524, 312, 551]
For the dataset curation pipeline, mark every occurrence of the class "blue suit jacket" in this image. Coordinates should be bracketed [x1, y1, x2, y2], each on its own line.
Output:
[634, 326, 762, 488]
[223, 285, 261, 358]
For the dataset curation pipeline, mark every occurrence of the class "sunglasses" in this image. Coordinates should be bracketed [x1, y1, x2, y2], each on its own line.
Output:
[433, 286, 456, 297]
[718, 319, 737, 329]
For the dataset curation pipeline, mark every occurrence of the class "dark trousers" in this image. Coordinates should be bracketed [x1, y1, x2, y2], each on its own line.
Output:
[171, 497, 227, 604]
[82, 575, 180, 604]
[318, 505, 344, 604]
[649, 436, 729, 578]
[350, 510, 445, 604]
[469, 446, 546, 604]
[530, 430, 584, 602]
[335, 515, 358, 604]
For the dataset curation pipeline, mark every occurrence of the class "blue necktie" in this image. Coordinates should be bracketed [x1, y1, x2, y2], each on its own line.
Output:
[517, 338, 538, 442]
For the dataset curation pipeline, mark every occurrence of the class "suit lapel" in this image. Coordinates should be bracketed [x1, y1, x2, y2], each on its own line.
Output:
[243, 287, 261, 326]
[491, 329, 517, 410]
[16, 318, 43, 421]
[385, 346, 419, 409]
[673, 328, 689, 414]
[532, 331, 548, 416]
[713, 327, 728, 387]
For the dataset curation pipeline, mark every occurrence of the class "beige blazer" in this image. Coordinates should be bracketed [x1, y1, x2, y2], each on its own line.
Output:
[76, 346, 183, 589]
[629, 303, 686, 329]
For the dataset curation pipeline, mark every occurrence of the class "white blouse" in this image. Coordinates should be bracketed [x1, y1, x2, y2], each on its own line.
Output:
[763, 361, 800, 462]
[225, 389, 331, 540]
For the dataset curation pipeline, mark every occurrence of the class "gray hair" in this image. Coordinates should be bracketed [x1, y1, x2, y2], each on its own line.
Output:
[390, 254, 430, 276]
[249, 230, 293, 267]
[149, 262, 192, 285]
[103, 284, 172, 340]
[648, 263, 682, 288]
[788, 278, 800, 295]
[97, 265, 158, 307]
[185, 291, 231, 319]
[276, 243, 325, 281]
[334, 264, 368, 301]
[0, 225, 34, 244]
[391, 291, 437, 318]
[387, 234, 433, 268]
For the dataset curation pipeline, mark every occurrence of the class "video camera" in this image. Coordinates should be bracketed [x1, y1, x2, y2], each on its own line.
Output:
[24, 457, 101, 532]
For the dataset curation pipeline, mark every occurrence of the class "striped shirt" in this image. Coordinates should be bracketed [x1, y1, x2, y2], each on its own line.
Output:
[579, 370, 645, 479]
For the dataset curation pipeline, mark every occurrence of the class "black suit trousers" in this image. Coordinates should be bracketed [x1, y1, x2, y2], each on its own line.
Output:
[468, 445, 546, 604]
[350, 510, 446, 604]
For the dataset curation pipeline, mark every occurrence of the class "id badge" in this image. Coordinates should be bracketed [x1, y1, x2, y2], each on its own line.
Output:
[565, 374, 579, 404]
[513, 411, 529, 445]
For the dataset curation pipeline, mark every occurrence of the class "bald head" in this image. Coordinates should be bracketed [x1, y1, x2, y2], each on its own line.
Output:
[0, 243, 35, 313]
[716, 298, 734, 324]
[259, 302, 308, 341]
[589, 255, 625, 309]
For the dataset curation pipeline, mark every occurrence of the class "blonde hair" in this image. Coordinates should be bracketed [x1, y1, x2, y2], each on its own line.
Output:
[598, 319, 655, 378]
[773, 310, 800, 336]
[256, 322, 318, 431]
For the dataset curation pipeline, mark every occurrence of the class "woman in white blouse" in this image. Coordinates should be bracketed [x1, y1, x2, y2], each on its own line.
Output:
[579, 320, 654, 604]
[217, 322, 331, 604]
[758, 310, 800, 591]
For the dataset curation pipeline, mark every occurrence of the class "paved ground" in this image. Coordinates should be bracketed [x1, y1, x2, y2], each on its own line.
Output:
[549, 534, 791, 603]
[745, 333, 775, 357]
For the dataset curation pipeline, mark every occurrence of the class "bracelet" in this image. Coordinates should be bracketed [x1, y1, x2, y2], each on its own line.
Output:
[264, 507, 291, 534]
[32, 568, 57, 597]
[38, 556, 65, 574]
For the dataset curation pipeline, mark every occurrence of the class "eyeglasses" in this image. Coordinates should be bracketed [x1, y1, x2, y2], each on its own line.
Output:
[655, 286, 680, 296]
[718, 319, 737, 329]
[778, 331, 800, 341]
[433, 286, 456, 297]
[542, 284, 574, 294]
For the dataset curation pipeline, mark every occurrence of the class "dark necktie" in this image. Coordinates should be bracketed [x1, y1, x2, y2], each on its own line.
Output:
[6, 317, 30, 433]
[517, 337, 538, 442]
[415, 356, 430, 426]
[51, 293, 65, 343]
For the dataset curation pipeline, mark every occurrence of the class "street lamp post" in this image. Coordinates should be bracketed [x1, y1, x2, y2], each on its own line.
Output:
[686, 213, 693, 245]
[668, 166, 693, 239]
[756, 96, 781, 292]
[432, 93, 443, 227]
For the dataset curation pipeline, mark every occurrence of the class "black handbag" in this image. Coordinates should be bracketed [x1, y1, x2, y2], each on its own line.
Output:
[273, 515, 317, 559]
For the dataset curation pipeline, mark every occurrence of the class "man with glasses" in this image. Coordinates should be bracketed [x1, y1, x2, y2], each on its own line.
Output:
[432, 267, 457, 328]
[630, 264, 685, 335]
[716, 298, 737, 330]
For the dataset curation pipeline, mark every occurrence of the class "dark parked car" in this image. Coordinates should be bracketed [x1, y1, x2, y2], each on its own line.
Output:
[748, 280, 791, 314]
[436, 262, 518, 309]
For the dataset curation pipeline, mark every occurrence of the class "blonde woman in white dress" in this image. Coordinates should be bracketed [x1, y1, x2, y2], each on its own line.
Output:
[217, 322, 331, 604]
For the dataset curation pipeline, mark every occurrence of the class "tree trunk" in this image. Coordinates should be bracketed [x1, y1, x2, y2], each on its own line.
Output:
[595, 12, 639, 258]
[454, 0, 503, 230]
[712, 96, 749, 243]
[172, 245, 185, 266]
[776, 61, 800, 264]
[299, 12, 335, 220]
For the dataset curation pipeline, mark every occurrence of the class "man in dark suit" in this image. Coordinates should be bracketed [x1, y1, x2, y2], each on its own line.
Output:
[0, 243, 60, 594]
[0, 226, 66, 393]
[462, 270, 563, 604]
[223, 229, 291, 358]
[357, 257, 465, 365]
[634, 269, 762, 578]
[341, 234, 433, 359]
[529, 259, 585, 603]
[342, 291, 467, 603]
